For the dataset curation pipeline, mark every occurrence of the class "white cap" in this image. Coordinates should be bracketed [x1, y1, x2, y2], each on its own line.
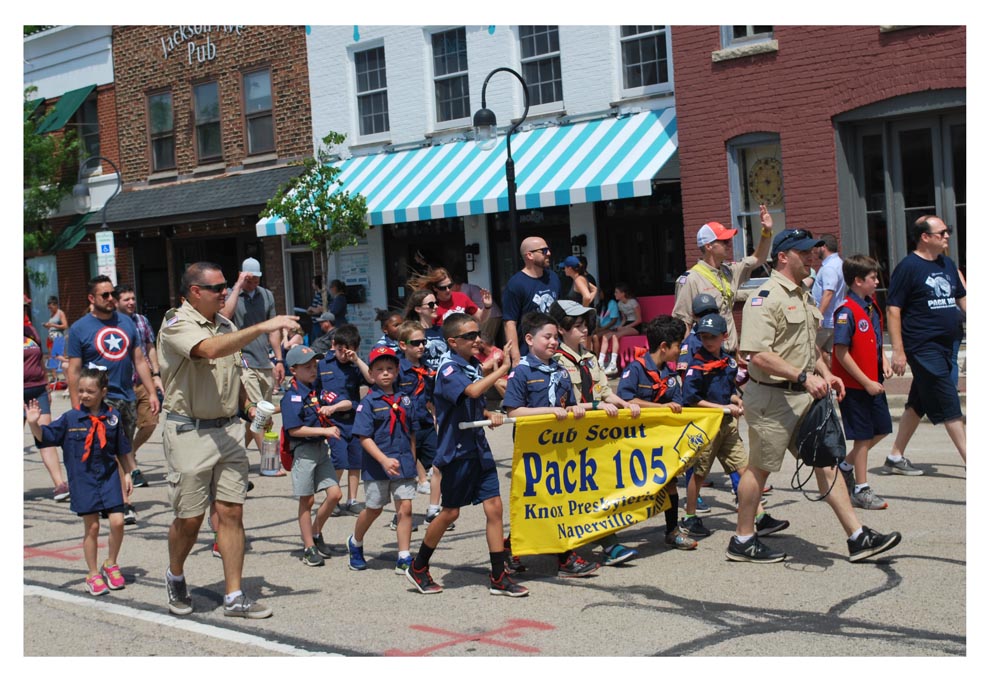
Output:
[241, 257, 262, 277]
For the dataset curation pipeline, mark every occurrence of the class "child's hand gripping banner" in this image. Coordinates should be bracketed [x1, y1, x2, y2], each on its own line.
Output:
[509, 408, 724, 555]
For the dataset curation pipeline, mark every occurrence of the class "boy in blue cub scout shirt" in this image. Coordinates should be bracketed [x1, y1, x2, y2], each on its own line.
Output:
[315, 324, 371, 515]
[347, 346, 419, 574]
[502, 311, 600, 578]
[679, 315, 787, 541]
[280, 345, 343, 567]
[616, 315, 697, 551]
[406, 313, 528, 597]
[373, 311, 403, 351]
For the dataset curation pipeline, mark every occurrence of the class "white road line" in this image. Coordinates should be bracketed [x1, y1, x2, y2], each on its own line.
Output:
[24, 585, 341, 657]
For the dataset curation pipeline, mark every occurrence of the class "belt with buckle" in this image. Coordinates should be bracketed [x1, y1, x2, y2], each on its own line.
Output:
[167, 413, 238, 433]
[751, 378, 806, 392]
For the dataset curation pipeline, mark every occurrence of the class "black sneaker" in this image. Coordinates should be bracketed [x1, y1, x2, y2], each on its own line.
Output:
[679, 516, 712, 538]
[557, 551, 599, 577]
[755, 513, 790, 537]
[165, 572, 193, 616]
[725, 536, 786, 563]
[425, 509, 454, 530]
[131, 469, 148, 488]
[848, 526, 902, 562]
[388, 514, 419, 532]
[312, 533, 334, 558]
[405, 565, 443, 594]
[302, 546, 325, 567]
[123, 505, 137, 526]
[247, 481, 255, 493]
[505, 554, 527, 574]
[489, 570, 529, 597]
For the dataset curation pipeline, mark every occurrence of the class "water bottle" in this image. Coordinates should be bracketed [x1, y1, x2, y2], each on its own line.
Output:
[260, 431, 280, 476]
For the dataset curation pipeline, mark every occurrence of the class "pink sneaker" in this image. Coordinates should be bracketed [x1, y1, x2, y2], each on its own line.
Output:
[102, 562, 125, 590]
[86, 574, 109, 596]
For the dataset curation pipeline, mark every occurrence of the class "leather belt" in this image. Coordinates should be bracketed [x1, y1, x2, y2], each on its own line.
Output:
[751, 378, 806, 392]
[167, 413, 239, 433]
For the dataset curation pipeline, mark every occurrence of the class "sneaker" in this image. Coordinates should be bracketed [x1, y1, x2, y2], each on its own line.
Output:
[395, 555, 413, 575]
[131, 469, 148, 488]
[416, 481, 431, 495]
[489, 570, 529, 597]
[848, 526, 902, 562]
[224, 594, 272, 619]
[425, 510, 454, 531]
[52, 482, 70, 502]
[665, 529, 699, 550]
[387, 514, 419, 532]
[312, 533, 334, 558]
[839, 466, 856, 493]
[345, 500, 365, 515]
[302, 546, 325, 567]
[330, 503, 346, 517]
[602, 544, 639, 566]
[755, 513, 790, 537]
[86, 574, 110, 596]
[725, 536, 786, 563]
[882, 456, 924, 476]
[165, 573, 193, 615]
[557, 551, 600, 577]
[123, 505, 137, 525]
[604, 362, 619, 377]
[346, 534, 367, 571]
[212, 542, 222, 559]
[405, 564, 443, 594]
[694, 496, 711, 514]
[850, 486, 889, 510]
[101, 561, 125, 590]
[679, 516, 712, 538]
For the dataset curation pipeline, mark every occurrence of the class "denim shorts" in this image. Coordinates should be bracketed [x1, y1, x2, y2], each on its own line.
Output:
[905, 344, 962, 425]
[23, 384, 51, 416]
[839, 388, 893, 440]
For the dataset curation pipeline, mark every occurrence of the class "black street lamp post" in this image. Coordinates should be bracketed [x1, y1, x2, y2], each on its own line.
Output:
[72, 155, 122, 228]
[473, 67, 530, 258]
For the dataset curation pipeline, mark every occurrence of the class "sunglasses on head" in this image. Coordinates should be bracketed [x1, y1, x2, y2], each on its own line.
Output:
[194, 282, 227, 293]
[435, 283, 453, 291]
[528, 247, 551, 255]
[96, 291, 116, 300]
[454, 331, 480, 341]
[406, 339, 428, 347]
[787, 229, 813, 240]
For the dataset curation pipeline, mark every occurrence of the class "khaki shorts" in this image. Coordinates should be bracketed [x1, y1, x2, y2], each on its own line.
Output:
[162, 418, 248, 518]
[743, 381, 814, 473]
[242, 367, 275, 405]
[692, 415, 748, 479]
[134, 384, 160, 430]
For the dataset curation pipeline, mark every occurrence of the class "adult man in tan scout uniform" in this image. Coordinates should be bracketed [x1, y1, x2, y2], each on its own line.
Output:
[158, 262, 297, 618]
[729, 230, 902, 564]
[672, 205, 774, 353]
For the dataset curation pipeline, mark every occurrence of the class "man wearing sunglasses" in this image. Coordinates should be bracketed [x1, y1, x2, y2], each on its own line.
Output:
[309, 311, 337, 355]
[158, 261, 298, 618]
[886, 215, 967, 468]
[502, 236, 561, 366]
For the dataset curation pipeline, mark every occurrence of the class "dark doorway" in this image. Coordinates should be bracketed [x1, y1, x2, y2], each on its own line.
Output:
[382, 218, 467, 310]
[487, 205, 572, 305]
[132, 235, 170, 331]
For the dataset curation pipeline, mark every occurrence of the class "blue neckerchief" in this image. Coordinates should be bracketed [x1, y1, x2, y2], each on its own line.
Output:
[520, 354, 562, 407]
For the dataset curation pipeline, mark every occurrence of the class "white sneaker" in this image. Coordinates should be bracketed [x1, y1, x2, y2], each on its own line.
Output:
[416, 481, 431, 495]
[604, 362, 619, 376]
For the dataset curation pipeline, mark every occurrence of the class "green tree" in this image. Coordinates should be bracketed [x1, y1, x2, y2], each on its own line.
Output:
[24, 85, 79, 253]
[261, 131, 367, 308]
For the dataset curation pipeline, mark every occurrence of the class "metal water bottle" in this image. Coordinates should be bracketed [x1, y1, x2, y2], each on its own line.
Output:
[260, 431, 280, 476]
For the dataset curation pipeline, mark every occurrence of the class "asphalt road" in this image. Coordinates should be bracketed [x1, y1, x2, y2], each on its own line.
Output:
[21, 390, 966, 662]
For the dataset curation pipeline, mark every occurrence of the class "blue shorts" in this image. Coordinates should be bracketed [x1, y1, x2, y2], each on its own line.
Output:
[330, 433, 364, 470]
[439, 457, 500, 509]
[24, 385, 51, 416]
[905, 345, 962, 425]
[838, 388, 893, 441]
[415, 425, 437, 469]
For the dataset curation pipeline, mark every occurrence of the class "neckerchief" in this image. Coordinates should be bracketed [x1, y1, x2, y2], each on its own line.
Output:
[633, 347, 670, 402]
[556, 346, 595, 402]
[410, 364, 435, 396]
[519, 355, 564, 407]
[691, 262, 732, 309]
[380, 393, 409, 435]
[82, 413, 108, 462]
[292, 378, 333, 427]
[691, 351, 730, 374]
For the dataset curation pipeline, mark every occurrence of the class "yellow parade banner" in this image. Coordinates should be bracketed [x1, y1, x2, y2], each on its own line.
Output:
[508, 407, 725, 555]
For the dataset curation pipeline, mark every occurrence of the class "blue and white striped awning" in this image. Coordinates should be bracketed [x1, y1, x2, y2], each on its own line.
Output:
[256, 107, 676, 236]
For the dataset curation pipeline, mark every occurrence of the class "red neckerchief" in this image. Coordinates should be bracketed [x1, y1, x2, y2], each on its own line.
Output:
[292, 378, 333, 427]
[82, 412, 108, 462]
[634, 347, 669, 402]
[691, 351, 730, 374]
[380, 393, 409, 435]
[409, 364, 435, 397]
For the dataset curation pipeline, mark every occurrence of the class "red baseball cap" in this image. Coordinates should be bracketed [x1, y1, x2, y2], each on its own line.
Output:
[368, 345, 399, 367]
[697, 222, 738, 248]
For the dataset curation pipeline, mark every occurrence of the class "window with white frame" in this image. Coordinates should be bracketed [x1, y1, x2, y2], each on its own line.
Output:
[355, 46, 389, 136]
[619, 26, 672, 94]
[193, 81, 222, 161]
[519, 26, 562, 107]
[720, 26, 774, 48]
[148, 91, 175, 172]
[728, 134, 786, 256]
[432, 28, 470, 123]
[243, 68, 274, 155]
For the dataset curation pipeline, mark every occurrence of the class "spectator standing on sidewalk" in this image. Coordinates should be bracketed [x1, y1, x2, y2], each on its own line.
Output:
[811, 234, 845, 356]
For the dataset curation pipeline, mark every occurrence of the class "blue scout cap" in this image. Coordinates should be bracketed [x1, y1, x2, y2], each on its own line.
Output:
[697, 313, 728, 336]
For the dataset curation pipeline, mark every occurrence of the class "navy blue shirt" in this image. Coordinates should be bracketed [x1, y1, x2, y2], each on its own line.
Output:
[329, 293, 348, 325]
[36, 404, 131, 515]
[617, 353, 682, 405]
[502, 354, 575, 410]
[682, 346, 738, 406]
[433, 353, 495, 468]
[423, 326, 449, 372]
[501, 269, 561, 355]
[315, 354, 365, 436]
[373, 335, 401, 351]
[396, 358, 434, 429]
[352, 388, 417, 481]
[280, 378, 331, 445]
[677, 328, 704, 371]
[886, 253, 965, 352]
[66, 312, 140, 401]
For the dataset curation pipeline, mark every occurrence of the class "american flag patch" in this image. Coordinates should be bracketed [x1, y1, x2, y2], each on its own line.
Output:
[291, 395, 302, 402]
[686, 369, 695, 376]
[751, 298, 763, 306]
[622, 370, 630, 379]
[165, 316, 179, 327]
[442, 365, 455, 377]
[356, 404, 363, 412]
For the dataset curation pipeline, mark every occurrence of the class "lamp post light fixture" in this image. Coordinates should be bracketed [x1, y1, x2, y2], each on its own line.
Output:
[473, 67, 529, 258]
[73, 155, 122, 228]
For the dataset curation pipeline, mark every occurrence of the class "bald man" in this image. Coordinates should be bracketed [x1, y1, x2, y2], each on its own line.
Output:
[501, 236, 561, 365]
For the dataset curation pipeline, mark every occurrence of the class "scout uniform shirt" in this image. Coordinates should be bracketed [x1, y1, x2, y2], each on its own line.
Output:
[397, 357, 435, 429]
[672, 255, 759, 353]
[682, 345, 738, 406]
[738, 269, 822, 384]
[315, 354, 365, 438]
[36, 404, 132, 515]
[280, 377, 335, 448]
[502, 354, 576, 411]
[157, 301, 241, 419]
[616, 350, 683, 405]
[352, 388, 417, 481]
[433, 353, 495, 469]
[553, 343, 611, 403]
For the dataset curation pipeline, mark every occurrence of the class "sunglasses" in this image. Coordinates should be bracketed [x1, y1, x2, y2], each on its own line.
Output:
[435, 283, 453, 291]
[194, 282, 228, 293]
[422, 301, 437, 308]
[406, 339, 428, 347]
[454, 331, 481, 341]
[528, 247, 551, 255]
[927, 228, 952, 237]
[96, 291, 116, 300]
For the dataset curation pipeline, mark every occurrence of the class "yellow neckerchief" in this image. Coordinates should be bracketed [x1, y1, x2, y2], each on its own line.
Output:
[690, 261, 732, 308]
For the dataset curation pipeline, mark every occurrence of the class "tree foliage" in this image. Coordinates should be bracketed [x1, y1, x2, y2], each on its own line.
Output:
[24, 85, 79, 253]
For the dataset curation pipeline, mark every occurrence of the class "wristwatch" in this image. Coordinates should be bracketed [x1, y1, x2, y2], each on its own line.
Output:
[796, 371, 808, 385]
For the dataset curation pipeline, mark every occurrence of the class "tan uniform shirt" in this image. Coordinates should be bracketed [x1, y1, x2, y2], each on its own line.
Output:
[158, 301, 242, 419]
[738, 269, 822, 383]
[673, 255, 758, 353]
[554, 343, 612, 402]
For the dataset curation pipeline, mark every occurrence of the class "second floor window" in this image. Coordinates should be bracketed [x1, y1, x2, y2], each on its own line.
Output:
[244, 68, 274, 155]
[74, 95, 100, 158]
[620, 26, 671, 92]
[148, 92, 175, 172]
[194, 82, 222, 161]
[724, 25, 774, 46]
[355, 47, 389, 136]
[432, 28, 469, 123]
[519, 26, 562, 107]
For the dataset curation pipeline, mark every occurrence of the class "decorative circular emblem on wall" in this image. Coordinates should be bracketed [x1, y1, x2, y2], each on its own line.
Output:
[748, 157, 784, 206]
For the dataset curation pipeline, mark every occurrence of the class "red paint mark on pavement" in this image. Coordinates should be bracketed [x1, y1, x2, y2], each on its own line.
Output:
[25, 540, 106, 561]
[384, 619, 555, 656]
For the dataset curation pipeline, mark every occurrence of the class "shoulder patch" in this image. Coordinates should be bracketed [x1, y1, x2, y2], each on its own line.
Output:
[291, 394, 303, 402]
[858, 319, 870, 332]
[442, 365, 455, 377]
[758, 290, 770, 297]
[676, 275, 688, 285]
[165, 315, 180, 328]
[621, 370, 631, 379]
[356, 404, 363, 412]
[750, 298, 763, 307]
